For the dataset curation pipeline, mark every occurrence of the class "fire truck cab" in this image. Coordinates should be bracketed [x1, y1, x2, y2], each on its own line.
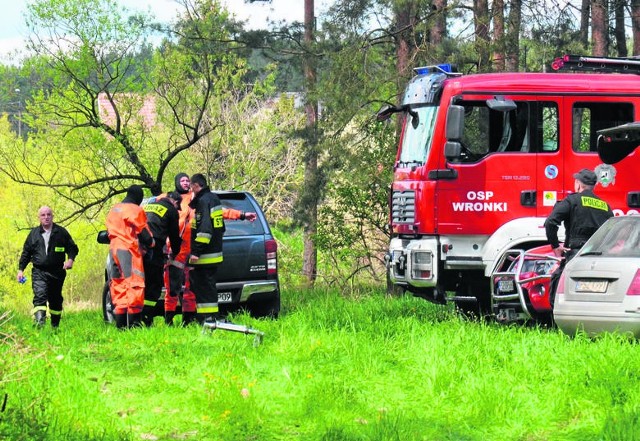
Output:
[382, 56, 640, 316]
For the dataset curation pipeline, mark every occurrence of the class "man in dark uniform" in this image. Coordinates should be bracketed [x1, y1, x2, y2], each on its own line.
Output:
[141, 192, 182, 326]
[545, 168, 613, 308]
[188, 173, 225, 325]
[17, 206, 79, 328]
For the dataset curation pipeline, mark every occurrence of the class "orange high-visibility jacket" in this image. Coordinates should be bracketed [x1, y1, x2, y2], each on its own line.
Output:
[106, 202, 154, 253]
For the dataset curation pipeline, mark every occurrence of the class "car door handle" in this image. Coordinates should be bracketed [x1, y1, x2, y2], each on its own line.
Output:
[520, 190, 536, 207]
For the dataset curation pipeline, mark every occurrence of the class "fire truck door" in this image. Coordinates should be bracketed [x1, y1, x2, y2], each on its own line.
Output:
[436, 99, 549, 236]
[536, 100, 563, 218]
[561, 97, 635, 215]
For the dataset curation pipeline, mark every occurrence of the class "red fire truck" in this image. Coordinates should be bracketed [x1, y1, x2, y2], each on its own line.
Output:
[380, 55, 640, 317]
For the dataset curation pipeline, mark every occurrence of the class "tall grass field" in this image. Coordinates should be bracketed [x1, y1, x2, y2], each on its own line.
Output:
[2, 288, 640, 441]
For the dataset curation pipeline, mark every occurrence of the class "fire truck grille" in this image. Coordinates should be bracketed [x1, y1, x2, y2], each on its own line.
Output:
[392, 190, 416, 223]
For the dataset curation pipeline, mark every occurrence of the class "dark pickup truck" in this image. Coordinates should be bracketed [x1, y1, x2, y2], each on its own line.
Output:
[99, 190, 280, 322]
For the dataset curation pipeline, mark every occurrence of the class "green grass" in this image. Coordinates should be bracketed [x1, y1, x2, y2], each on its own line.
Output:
[2, 289, 640, 440]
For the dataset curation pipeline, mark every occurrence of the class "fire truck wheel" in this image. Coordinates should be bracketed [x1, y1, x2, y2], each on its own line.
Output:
[454, 276, 491, 320]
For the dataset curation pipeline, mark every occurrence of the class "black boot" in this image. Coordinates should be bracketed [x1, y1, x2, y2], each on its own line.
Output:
[50, 314, 61, 328]
[127, 313, 142, 328]
[34, 310, 46, 328]
[114, 313, 128, 329]
[141, 306, 155, 327]
[202, 314, 216, 326]
[181, 311, 196, 327]
[165, 311, 176, 326]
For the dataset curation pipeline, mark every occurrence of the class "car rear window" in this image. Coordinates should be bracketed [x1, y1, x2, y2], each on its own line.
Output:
[580, 216, 640, 258]
[218, 193, 265, 237]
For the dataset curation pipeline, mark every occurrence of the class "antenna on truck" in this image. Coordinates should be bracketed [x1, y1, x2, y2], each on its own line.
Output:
[551, 54, 640, 74]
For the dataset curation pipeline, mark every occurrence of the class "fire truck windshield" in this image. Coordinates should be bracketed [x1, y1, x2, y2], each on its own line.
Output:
[398, 106, 438, 165]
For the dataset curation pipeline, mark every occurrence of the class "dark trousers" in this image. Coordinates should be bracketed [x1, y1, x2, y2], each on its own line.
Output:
[143, 250, 165, 303]
[32, 267, 66, 312]
[189, 265, 219, 319]
[548, 249, 579, 309]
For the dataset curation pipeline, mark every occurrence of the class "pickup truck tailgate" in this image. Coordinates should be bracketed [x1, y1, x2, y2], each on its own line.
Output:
[219, 234, 268, 280]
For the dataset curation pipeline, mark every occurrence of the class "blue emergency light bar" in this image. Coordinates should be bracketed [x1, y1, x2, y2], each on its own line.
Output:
[414, 64, 453, 75]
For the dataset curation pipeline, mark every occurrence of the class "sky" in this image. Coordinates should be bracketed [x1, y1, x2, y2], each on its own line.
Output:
[0, 0, 334, 62]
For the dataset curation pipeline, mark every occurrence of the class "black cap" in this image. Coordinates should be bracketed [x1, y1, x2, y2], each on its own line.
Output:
[124, 185, 144, 205]
[573, 168, 597, 186]
[166, 191, 182, 210]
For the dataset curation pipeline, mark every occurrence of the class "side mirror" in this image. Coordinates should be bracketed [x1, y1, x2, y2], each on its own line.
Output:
[376, 104, 397, 122]
[408, 109, 419, 129]
[97, 230, 110, 244]
[445, 141, 462, 161]
[486, 96, 517, 112]
[446, 105, 465, 140]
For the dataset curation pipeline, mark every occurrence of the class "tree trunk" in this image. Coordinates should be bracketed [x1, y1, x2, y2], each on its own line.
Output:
[591, 0, 609, 56]
[430, 0, 447, 46]
[613, 0, 627, 56]
[505, 0, 521, 71]
[633, 0, 640, 55]
[394, 3, 416, 79]
[492, 0, 505, 71]
[302, 0, 318, 286]
[474, 0, 491, 70]
[580, 0, 591, 48]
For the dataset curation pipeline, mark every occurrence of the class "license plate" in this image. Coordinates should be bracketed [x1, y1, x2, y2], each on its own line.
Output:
[498, 280, 514, 292]
[218, 292, 233, 303]
[575, 280, 608, 293]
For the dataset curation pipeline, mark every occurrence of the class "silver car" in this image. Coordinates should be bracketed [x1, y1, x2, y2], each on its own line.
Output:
[554, 215, 640, 337]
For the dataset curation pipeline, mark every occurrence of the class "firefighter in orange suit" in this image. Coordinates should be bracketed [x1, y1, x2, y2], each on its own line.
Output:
[164, 173, 257, 326]
[106, 185, 155, 329]
[163, 173, 198, 326]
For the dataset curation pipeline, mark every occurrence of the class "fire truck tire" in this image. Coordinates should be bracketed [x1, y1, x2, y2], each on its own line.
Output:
[454, 276, 491, 320]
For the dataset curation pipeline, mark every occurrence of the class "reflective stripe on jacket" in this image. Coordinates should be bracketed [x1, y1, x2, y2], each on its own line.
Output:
[189, 187, 224, 266]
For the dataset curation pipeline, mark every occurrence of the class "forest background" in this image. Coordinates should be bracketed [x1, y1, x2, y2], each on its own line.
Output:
[0, 0, 637, 313]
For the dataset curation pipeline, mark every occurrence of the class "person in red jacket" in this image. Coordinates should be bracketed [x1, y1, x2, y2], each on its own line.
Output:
[106, 185, 155, 329]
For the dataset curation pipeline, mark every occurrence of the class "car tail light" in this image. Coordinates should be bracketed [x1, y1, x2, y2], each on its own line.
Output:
[626, 269, 640, 295]
[555, 271, 566, 295]
[265, 239, 278, 275]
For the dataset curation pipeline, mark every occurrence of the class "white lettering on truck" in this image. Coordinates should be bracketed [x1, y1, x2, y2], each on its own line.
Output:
[452, 202, 508, 211]
[453, 190, 508, 212]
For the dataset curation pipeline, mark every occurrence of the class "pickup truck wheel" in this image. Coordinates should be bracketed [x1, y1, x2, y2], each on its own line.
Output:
[102, 281, 115, 323]
[248, 295, 280, 319]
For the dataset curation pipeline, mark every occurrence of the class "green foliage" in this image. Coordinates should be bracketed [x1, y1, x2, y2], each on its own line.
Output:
[311, 93, 396, 288]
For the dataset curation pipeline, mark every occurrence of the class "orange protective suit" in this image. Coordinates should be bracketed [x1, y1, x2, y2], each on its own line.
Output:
[163, 187, 197, 321]
[106, 186, 154, 323]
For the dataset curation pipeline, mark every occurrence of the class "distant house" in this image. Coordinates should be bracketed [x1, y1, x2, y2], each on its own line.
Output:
[97, 92, 157, 128]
